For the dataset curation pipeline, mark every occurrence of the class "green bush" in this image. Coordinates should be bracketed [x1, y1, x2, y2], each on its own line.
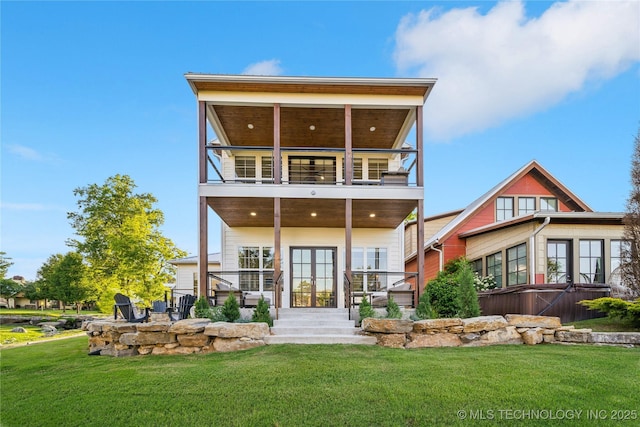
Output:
[457, 265, 481, 318]
[414, 290, 435, 320]
[209, 306, 227, 322]
[359, 295, 375, 322]
[194, 296, 211, 318]
[221, 292, 241, 323]
[251, 295, 273, 326]
[425, 277, 460, 318]
[579, 297, 640, 326]
[386, 296, 402, 319]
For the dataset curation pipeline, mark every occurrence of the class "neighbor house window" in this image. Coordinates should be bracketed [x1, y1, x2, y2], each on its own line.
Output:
[507, 243, 527, 286]
[540, 197, 558, 212]
[235, 156, 256, 181]
[368, 159, 388, 180]
[610, 240, 631, 289]
[518, 197, 536, 215]
[486, 252, 503, 288]
[261, 156, 273, 181]
[496, 197, 514, 221]
[547, 240, 570, 283]
[580, 240, 604, 283]
[471, 259, 483, 276]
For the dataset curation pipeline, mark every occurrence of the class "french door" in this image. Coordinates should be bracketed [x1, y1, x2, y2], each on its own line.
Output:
[290, 247, 336, 308]
[547, 240, 573, 284]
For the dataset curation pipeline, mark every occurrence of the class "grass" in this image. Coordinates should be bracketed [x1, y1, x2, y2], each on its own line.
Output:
[566, 316, 640, 332]
[0, 308, 103, 317]
[1, 339, 639, 426]
[0, 324, 85, 346]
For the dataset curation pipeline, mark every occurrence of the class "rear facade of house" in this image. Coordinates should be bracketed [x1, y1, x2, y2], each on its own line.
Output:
[186, 74, 436, 310]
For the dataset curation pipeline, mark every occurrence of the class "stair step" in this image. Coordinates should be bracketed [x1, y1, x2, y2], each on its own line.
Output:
[273, 319, 355, 327]
[271, 326, 358, 335]
[264, 334, 377, 345]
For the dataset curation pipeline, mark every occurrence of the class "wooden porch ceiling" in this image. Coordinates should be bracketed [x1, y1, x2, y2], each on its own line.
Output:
[211, 105, 411, 149]
[208, 197, 417, 228]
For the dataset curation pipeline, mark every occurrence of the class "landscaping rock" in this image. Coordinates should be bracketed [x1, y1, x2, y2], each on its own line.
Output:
[555, 329, 592, 343]
[361, 318, 413, 334]
[406, 332, 462, 348]
[459, 332, 481, 343]
[590, 332, 640, 345]
[41, 325, 58, 336]
[177, 334, 210, 347]
[412, 318, 462, 333]
[168, 318, 211, 334]
[505, 314, 562, 329]
[374, 333, 407, 348]
[465, 326, 522, 346]
[11, 327, 26, 333]
[462, 315, 508, 333]
[212, 337, 265, 352]
[204, 322, 270, 339]
[119, 332, 175, 346]
[137, 322, 171, 332]
[521, 327, 544, 345]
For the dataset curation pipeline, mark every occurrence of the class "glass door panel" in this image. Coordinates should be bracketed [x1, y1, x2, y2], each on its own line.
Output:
[290, 247, 336, 308]
[547, 240, 572, 284]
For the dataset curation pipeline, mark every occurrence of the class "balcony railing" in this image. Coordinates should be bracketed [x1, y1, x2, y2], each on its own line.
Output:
[205, 145, 419, 186]
[206, 270, 282, 308]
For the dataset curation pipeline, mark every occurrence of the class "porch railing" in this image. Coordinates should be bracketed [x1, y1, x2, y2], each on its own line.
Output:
[206, 271, 282, 308]
[345, 271, 418, 313]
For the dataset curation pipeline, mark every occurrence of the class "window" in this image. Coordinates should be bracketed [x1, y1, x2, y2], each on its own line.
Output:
[471, 259, 483, 276]
[262, 247, 274, 290]
[289, 157, 336, 184]
[238, 246, 260, 291]
[486, 252, 503, 288]
[261, 156, 273, 181]
[580, 240, 604, 283]
[496, 197, 514, 221]
[353, 158, 363, 180]
[518, 197, 536, 215]
[541, 197, 558, 212]
[368, 159, 388, 180]
[351, 247, 387, 292]
[507, 243, 527, 286]
[193, 272, 198, 296]
[547, 240, 570, 283]
[235, 156, 256, 181]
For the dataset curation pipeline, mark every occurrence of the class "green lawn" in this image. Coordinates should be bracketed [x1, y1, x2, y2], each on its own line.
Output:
[1, 338, 638, 426]
[567, 316, 640, 332]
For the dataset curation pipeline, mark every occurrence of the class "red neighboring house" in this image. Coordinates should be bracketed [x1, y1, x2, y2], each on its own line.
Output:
[406, 160, 627, 298]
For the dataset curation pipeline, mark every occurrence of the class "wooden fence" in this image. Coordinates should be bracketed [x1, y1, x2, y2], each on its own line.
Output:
[478, 283, 610, 323]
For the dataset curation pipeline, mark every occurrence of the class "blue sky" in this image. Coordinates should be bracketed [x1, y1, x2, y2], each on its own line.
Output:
[2, 1, 639, 280]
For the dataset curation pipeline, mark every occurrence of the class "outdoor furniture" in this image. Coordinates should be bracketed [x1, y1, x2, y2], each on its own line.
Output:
[168, 294, 196, 321]
[243, 293, 271, 307]
[369, 283, 414, 308]
[152, 301, 168, 313]
[214, 283, 242, 306]
[113, 293, 149, 323]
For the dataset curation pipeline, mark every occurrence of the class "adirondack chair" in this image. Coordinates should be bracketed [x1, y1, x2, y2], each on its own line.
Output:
[152, 300, 168, 313]
[168, 294, 196, 321]
[113, 293, 149, 323]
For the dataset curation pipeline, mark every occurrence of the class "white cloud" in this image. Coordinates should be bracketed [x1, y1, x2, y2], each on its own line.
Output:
[393, 0, 640, 140]
[6, 143, 60, 163]
[242, 59, 284, 76]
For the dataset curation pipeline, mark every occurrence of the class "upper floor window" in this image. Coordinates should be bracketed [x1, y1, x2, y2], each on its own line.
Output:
[261, 156, 273, 181]
[579, 240, 604, 283]
[507, 243, 527, 286]
[518, 197, 536, 215]
[540, 197, 558, 212]
[471, 259, 483, 276]
[496, 197, 514, 221]
[235, 156, 256, 181]
[486, 252, 503, 288]
[353, 158, 363, 180]
[368, 159, 388, 180]
[289, 157, 336, 184]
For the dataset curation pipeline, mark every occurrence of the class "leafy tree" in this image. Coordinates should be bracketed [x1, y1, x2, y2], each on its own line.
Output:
[621, 128, 640, 298]
[221, 292, 241, 322]
[36, 252, 90, 313]
[0, 278, 22, 300]
[251, 295, 273, 326]
[67, 175, 187, 311]
[457, 264, 481, 318]
[0, 252, 13, 278]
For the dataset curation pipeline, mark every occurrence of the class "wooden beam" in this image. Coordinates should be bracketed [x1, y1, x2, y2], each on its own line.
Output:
[273, 104, 281, 184]
[274, 197, 281, 312]
[344, 105, 352, 185]
[417, 199, 425, 301]
[199, 101, 207, 184]
[416, 105, 423, 187]
[198, 196, 208, 297]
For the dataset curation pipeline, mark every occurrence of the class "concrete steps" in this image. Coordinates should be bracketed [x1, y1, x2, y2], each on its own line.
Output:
[265, 308, 376, 345]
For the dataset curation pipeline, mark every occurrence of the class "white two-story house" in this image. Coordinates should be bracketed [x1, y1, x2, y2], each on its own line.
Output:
[184, 74, 435, 310]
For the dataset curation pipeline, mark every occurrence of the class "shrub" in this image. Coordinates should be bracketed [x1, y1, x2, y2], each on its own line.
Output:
[386, 296, 402, 319]
[414, 291, 435, 320]
[457, 265, 480, 318]
[221, 292, 241, 323]
[473, 273, 497, 292]
[209, 306, 227, 322]
[579, 297, 640, 326]
[359, 295, 375, 322]
[194, 296, 211, 318]
[251, 295, 273, 326]
[425, 276, 460, 318]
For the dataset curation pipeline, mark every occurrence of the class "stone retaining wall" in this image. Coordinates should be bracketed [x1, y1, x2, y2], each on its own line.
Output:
[83, 319, 269, 357]
[361, 314, 640, 348]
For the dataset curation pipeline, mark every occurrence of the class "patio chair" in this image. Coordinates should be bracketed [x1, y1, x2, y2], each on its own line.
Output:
[152, 300, 168, 313]
[113, 293, 149, 323]
[168, 294, 197, 321]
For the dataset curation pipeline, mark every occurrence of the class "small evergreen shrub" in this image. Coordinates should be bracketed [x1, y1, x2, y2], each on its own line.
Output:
[194, 296, 211, 318]
[251, 295, 273, 326]
[579, 297, 640, 326]
[386, 296, 402, 319]
[209, 306, 228, 322]
[221, 292, 241, 323]
[359, 295, 376, 322]
[457, 265, 481, 318]
[415, 291, 435, 320]
[426, 278, 460, 318]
